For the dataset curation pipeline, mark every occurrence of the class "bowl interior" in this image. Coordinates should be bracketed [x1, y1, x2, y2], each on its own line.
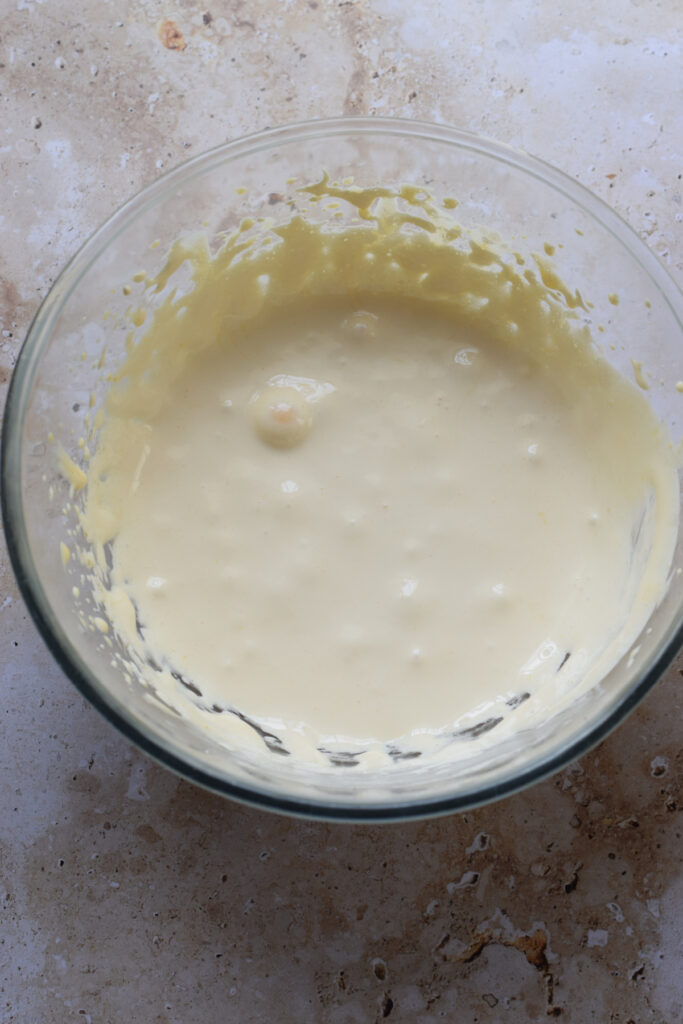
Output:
[3, 118, 682, 820]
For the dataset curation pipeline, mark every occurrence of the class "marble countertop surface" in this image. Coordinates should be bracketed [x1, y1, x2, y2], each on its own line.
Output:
[1, 2, 681, 1021]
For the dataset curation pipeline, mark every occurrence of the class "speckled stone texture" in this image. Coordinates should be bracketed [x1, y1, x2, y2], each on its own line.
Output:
[1, 2, 681, 1021]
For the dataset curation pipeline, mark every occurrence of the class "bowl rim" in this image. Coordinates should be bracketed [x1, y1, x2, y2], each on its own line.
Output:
[2, 114, 682, 822]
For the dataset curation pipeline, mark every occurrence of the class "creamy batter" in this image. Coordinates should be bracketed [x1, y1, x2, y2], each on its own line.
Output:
[65, 179, 680, 765]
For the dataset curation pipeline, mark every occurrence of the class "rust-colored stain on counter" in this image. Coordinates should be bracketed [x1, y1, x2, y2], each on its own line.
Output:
[158, 18, 186, 50]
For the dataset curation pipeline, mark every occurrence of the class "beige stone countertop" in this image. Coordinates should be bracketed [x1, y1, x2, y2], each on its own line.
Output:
[1, 2, 681, 1021]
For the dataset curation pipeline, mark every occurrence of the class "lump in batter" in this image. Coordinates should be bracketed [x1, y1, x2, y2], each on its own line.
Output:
[249, 384, 313, 448]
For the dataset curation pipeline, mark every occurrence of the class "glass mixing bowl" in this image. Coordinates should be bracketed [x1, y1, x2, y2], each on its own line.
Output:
[2, 117, 682, 821]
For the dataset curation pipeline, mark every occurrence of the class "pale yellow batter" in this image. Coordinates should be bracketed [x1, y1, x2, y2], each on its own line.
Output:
[66, 178, 679, 764]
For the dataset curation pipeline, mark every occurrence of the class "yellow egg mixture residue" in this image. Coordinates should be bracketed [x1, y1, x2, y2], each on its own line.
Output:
[59, 176, 679, 767]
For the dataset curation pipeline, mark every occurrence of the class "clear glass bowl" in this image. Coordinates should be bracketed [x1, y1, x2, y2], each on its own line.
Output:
[2, 117, 682, 821]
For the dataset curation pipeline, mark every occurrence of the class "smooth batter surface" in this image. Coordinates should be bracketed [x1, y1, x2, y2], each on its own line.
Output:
[71, 180, 679, 762]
